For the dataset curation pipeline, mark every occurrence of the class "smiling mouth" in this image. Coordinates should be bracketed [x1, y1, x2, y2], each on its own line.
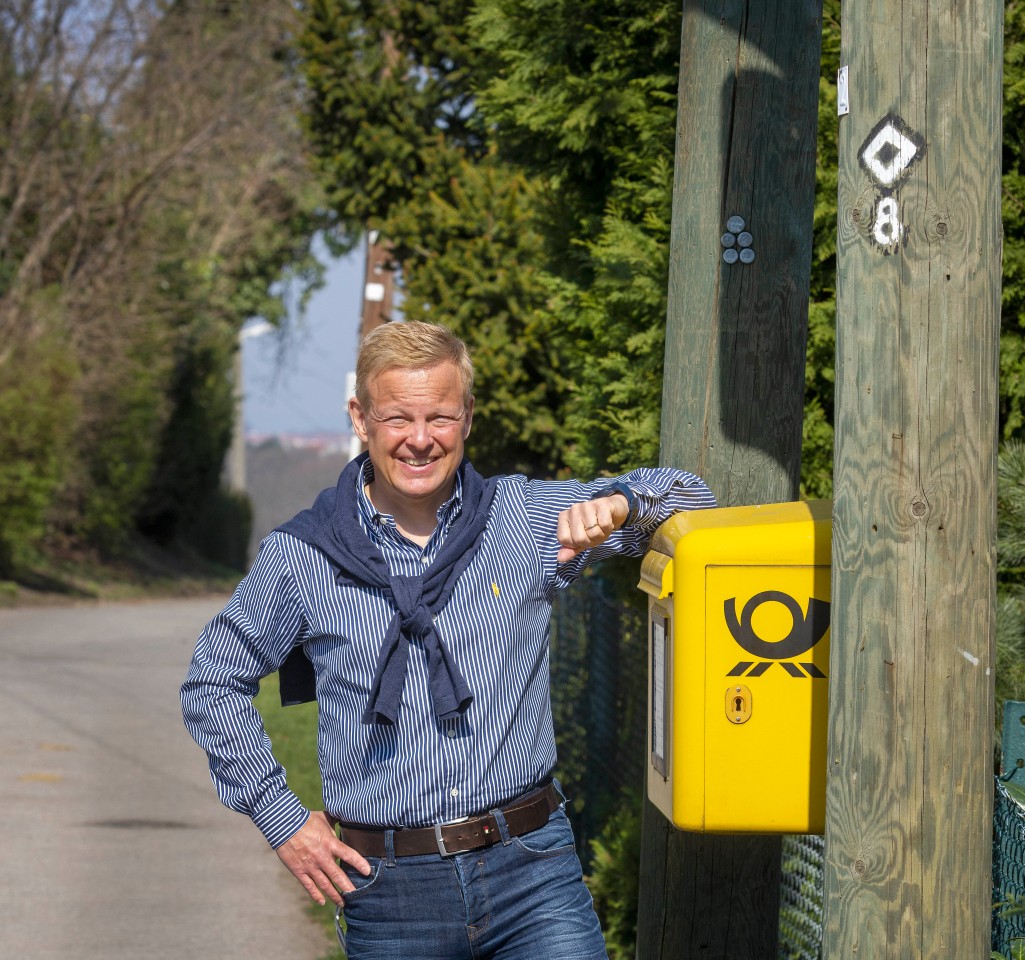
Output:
[401, 457, 439, 467]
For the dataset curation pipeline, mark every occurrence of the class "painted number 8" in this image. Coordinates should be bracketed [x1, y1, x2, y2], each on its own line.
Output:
[873, 196, 903, 247]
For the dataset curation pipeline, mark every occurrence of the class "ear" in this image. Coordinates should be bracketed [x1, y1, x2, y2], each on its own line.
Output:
[349, 396, 370, 443]
[463, 396, 474, 439]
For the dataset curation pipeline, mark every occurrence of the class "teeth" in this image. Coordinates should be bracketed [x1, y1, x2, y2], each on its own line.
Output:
[404, 458, 434, 466]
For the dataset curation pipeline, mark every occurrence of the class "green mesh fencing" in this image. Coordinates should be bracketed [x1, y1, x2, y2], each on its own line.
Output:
[779, 835, 825, 959]
[995, 779, 1025, 958]
[549, 564, 647, 863]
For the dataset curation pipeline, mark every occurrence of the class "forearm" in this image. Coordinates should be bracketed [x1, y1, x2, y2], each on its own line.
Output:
[180, 538, 312, 846]
[181, 653, 310, 845]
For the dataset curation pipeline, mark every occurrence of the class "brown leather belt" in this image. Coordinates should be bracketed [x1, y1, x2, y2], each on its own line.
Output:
[338, 782, 560, 858]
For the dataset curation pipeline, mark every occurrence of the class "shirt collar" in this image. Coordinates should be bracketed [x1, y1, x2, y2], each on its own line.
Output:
[355, 458, 465, 537]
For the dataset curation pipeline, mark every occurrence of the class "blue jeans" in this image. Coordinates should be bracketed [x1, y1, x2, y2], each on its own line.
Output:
[337, 803, 609, 960]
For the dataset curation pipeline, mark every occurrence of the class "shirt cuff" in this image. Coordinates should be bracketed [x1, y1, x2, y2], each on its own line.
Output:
[252, 790, 311, 848]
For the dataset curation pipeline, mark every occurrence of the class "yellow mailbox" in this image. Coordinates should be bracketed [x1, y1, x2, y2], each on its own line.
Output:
[638, 500, 831, 834]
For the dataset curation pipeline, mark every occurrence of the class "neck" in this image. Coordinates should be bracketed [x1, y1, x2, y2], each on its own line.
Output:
[365, 483, 446, 547]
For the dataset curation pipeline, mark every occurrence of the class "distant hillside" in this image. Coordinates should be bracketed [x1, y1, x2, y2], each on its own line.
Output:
[245, 435, 351, 562]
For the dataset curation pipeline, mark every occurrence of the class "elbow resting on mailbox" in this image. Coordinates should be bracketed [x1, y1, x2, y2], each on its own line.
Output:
[638, 500, 831, 835]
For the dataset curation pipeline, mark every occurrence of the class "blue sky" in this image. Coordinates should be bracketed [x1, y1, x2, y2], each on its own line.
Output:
[242, 248, 364, 435]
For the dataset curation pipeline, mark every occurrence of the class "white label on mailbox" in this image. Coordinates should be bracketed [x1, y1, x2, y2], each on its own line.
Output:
[652, 616, 666, 770]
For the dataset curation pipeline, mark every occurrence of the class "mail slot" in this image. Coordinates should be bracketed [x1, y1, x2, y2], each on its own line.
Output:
[638, 500, 831, 834]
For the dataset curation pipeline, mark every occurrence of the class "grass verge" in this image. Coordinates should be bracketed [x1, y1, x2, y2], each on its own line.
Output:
[254, 672, 345, 959]
[0, 535, 242, 607]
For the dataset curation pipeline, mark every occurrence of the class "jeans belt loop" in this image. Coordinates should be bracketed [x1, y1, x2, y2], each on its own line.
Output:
[490, 805, 512, 845]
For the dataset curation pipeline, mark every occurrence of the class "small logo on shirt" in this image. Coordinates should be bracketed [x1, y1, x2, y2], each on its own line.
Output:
[491, 582, 501, 598]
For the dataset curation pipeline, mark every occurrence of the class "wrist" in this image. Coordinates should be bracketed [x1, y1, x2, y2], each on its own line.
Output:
[589, 482, 636, 525]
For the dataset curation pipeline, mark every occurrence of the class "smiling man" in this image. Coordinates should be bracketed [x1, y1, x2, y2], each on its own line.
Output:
[348, 340, 474, 544]
[182, 321, 716, 960]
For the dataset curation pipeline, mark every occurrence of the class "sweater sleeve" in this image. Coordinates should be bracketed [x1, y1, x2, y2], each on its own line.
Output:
[180, 536, 312, 847]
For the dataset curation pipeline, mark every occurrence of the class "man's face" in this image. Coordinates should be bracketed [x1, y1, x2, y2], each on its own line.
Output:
[348, 362, 473, 520]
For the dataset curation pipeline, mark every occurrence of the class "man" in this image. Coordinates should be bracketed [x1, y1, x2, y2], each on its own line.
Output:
[182, 321, 715, 959]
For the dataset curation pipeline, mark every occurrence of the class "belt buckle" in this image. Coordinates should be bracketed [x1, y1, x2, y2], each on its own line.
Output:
[433, 814, 471, 857]
[434, 822, 451, 857]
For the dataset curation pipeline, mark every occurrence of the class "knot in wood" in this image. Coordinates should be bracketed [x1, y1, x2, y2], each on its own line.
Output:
[911, 499, 927, 517]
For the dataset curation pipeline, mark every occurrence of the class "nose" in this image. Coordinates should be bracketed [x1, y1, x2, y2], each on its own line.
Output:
[405, 418, 432, 448]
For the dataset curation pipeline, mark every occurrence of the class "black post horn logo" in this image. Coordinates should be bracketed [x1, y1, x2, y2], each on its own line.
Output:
[724, 591, 830, 679]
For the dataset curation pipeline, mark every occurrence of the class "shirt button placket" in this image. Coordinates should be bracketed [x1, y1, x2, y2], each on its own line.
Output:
[441, 706, 464, 819]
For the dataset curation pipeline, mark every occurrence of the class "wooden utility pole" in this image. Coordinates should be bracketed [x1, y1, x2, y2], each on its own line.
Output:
[636, 3, 823, 957]
[822, 2, 1002, 956]
[359, 229, 396, 339]
[347, 231, 397, 460]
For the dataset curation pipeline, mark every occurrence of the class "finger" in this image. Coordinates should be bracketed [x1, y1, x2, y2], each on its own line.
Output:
[557, 508, 572, 549]
[294, 866, 334, 906]
[587, 510, 613, 538]
[557, 509, 605, 563]
[335, 841, 372, 877]
[565, 505, 604, 538]
[556, 510, 587, 558]
[304, 854, 364, 907]
[577, 505, 611, 542]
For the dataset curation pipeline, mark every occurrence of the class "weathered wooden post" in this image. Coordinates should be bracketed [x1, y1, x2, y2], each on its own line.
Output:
[822, 1, 1002, 956]
[636, 2, 823, 956]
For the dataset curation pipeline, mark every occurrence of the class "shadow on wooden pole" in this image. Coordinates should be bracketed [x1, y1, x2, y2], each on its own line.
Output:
[636, 3, 823, 957]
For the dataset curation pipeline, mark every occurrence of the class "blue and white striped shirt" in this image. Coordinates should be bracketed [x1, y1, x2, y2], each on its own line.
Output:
[181, 463, 714, 848]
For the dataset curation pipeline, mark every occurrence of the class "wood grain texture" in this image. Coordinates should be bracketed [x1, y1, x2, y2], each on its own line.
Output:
[823, 1, 1001, 956]
[637, 2, 823, 957]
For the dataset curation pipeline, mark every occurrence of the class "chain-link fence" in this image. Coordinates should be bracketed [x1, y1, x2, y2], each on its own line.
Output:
[551, 573, 1023, 959]
[995, 780, 1025, 958]
[550, 561, 647, 862]
[779, 835, 825, 959]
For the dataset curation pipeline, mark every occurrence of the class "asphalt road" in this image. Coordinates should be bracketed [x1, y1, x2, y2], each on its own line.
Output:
[0, 597, 334, 960]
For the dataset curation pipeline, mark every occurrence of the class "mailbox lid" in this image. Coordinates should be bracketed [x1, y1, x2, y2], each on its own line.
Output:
[652, 499, 831, 570]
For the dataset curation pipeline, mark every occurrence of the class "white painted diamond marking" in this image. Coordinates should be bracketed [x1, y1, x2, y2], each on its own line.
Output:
[861, 122, 919, 188]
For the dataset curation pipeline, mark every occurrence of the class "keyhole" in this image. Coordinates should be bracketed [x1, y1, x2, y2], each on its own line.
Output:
[725, 684, 752, 723]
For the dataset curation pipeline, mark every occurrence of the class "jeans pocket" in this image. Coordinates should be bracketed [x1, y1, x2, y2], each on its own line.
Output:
[342, 857, 385, 902]
[511, 807, 577, 858]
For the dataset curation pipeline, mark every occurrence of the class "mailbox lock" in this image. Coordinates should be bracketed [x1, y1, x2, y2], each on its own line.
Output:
[726, 685, 752, 724]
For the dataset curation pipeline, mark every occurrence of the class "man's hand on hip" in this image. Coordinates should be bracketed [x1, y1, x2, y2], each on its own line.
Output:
[275, 810, 372, 906]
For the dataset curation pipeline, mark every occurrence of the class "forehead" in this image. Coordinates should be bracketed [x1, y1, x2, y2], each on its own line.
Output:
[367, 363, 466, 411]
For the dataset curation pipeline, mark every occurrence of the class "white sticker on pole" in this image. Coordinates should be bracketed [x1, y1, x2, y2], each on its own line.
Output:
[837, 66, 850, 116]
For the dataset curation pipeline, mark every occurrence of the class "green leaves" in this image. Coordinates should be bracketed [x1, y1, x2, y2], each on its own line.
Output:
[389, 158, 567, 475]
[0, 0, 328, 571]
[0, 327, 78, 574]
[302, 0, 684, 478]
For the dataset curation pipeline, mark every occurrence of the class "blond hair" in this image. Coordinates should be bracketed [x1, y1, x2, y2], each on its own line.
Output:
[354, 321, 474, 411]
